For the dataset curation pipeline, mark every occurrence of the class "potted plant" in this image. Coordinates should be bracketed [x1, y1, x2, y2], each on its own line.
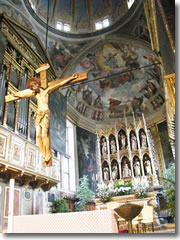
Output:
[162, 162, 175, 220]
[50, 198, 71, 213]
[75, 175, 95, 211]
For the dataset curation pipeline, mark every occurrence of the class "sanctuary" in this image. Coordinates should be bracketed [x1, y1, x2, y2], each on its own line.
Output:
[0, 0, 175, 234]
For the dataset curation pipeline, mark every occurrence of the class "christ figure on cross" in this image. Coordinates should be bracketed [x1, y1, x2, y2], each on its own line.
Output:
[5, 63, 87, 167]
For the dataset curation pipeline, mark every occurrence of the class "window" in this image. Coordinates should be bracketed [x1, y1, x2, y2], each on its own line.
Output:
[103, 19, 110, 28]
[64, 24, 70, 32]
[127, 0, 135, 9]
[56, 22, 70, 32]
[63, 157, 70, 190]
[62, 119, 76, 191]
[56, 21, 63, 30]
[95, 18, 110, 30]
[95, 21, 103, 30]
[29, 0, 36, 12]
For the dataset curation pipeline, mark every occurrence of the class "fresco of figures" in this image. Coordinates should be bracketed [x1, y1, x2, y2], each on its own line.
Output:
[70, 40, 164, 122]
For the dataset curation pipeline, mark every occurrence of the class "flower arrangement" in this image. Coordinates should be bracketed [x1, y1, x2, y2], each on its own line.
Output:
[132, 177, 149, 199]
[114, 181, 132, 196]
[96, 182, 114, 203]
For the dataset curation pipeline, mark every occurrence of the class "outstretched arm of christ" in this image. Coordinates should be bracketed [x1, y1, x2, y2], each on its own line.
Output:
[47, 72, 87, 94]
[5, 89, 35, 103]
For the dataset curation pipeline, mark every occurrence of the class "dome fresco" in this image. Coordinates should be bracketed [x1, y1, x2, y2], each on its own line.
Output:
[65, 39, 164, 122]
[26, 0, 137, 37]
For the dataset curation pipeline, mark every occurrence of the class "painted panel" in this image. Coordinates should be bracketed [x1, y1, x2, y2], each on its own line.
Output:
[0, 133, 7, 159]
[77, 126, 99, 192]
[35, 192, 43, 214]
[49, 90, 67, 154]
[23, 189, 33, 215]
[26, 146, 37, 170]
[9, 136, 25, 167]
[4, 187, 20, 217]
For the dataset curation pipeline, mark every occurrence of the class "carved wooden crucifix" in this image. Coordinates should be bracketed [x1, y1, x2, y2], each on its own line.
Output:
[5, 63, 87, 167]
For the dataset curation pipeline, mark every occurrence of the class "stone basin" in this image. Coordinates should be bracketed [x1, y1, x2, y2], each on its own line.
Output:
[114, 203, 143, 233]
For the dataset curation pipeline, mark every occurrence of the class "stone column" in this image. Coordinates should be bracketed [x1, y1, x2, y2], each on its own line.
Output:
[142, 115, 160, 185]
[126, 128, 134, 178]
[32, 189, 36, 214]
[7, 178, 15, 233]
[73, 124, 79, 188]
[42, 191, 46, 214]
[97, 136, 103, 182]
[115, 132, 121, 179]
[106, 136, 112, 180]
[149, 123, 166, 185]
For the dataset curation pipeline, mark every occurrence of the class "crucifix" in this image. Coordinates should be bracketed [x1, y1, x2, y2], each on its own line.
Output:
[5, 63, 87, 167]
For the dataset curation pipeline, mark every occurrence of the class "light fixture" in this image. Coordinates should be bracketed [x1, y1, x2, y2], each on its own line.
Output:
[127, 0, 135, 9]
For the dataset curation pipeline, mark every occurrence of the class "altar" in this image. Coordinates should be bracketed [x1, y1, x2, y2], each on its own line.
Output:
[11, 209, 118, 233]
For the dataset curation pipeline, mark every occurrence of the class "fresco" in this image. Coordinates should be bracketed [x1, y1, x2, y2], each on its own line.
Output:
[56, 0, 71, 20]
[69, 40, 164, 122]
[0, 3, 33, 30]
[48, 39, 87, 75]
[77, 126, 99, 192]
[132, 12, 150, 42]
[75, 0, 89, 30]
[49, 90, 67, 155]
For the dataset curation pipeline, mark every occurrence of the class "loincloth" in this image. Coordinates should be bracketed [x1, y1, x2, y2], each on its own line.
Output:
[34, 109, 50, 129]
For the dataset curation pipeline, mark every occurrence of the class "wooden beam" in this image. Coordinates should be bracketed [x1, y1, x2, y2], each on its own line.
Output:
[10, 171, 24, 179]
[0, 165, 8, 172]
[20, 177, 32, 186]
[35, 179, 48, 189]
[42, 182, 57, 192]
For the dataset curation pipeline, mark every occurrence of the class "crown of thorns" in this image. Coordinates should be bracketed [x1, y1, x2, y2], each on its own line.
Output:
[27, 77, 41, 88]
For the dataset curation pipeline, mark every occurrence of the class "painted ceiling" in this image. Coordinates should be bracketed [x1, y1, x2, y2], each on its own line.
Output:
[25, 0, 136, 36]
[65, 39, 165, 122]
[0, 0, 165, 124]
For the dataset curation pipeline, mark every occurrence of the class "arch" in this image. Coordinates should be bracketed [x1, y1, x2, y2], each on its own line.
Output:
[109, 134, 117, 154]
[121, 156, 131, 178]
[118, 129, 127, 150]
[111, 159, 119, 180]
[133, 155, 141, 177]
[143, 154, 152, 176]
